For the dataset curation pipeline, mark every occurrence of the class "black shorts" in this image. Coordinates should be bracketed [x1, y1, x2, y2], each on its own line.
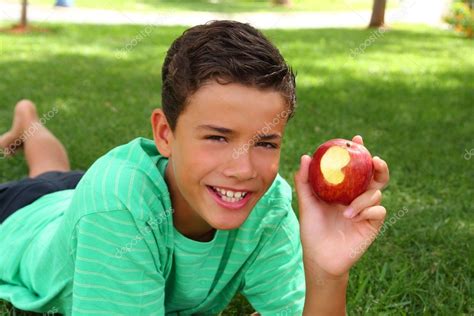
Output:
[0, 170, 85, 224]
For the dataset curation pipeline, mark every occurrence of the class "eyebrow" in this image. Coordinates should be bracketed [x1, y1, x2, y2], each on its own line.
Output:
[196, 124, 282, 140]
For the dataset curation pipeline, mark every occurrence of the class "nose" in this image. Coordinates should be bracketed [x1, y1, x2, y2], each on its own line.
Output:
[223, 148, 257, 181]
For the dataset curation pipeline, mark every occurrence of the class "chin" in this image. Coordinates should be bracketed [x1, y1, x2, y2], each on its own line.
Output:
[208, 216, 247, 231]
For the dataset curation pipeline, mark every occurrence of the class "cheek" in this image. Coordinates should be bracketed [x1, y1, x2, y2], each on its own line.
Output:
[191, 141, 235, 166]
[254, 152, 280, 179]
[180, 143, 221, 180]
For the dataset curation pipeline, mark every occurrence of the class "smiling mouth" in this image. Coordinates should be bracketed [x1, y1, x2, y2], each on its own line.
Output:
[208, 185, 249, 203]
[206, 185, 253, 210]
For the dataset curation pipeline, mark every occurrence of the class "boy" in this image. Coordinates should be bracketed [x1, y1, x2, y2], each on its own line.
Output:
[0, 20, 389, 315]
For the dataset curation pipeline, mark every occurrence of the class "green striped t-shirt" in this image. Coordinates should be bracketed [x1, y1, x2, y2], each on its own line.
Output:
[0, 137, 305, 315]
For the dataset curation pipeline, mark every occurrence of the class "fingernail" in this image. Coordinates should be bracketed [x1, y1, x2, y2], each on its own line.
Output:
[343, 207, 354, 218]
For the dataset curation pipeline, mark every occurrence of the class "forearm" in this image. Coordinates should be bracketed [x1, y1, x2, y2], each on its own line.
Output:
[302, 259, 349, 316]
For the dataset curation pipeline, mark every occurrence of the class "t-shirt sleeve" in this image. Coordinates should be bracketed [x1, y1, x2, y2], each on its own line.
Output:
[70, 211, 165, 316]
[241, 208, 306, 316]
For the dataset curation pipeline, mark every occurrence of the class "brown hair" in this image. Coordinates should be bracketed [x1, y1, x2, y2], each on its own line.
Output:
[161, 20, 297, 132]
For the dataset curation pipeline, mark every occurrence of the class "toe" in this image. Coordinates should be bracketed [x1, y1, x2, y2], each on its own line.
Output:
[12, 100, 39, 134]
[0, 132, 17, 157]
[15, 99, 37, 118]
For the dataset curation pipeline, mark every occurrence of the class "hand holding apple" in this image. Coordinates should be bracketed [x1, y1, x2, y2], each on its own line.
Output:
[294, 135, 390, 280]
[308, 139, 374, 205]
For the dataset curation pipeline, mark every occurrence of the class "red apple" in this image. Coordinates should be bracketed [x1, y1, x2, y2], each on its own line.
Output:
[308, 138, 374, 205]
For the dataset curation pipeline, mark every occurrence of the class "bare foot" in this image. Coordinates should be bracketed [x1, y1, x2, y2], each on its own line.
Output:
[0, 99, 39, 157]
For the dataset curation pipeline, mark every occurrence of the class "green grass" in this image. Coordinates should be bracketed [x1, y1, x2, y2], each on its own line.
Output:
[3, 0, 396, 13]
[0, 23, 473, 315]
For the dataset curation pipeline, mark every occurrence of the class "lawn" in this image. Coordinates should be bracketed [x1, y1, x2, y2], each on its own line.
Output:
[0, 22, 473, 315]
[2, 0, 397, 13]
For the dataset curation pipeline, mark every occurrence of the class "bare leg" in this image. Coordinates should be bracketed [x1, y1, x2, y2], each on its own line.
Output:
[0, 100, 70, 178]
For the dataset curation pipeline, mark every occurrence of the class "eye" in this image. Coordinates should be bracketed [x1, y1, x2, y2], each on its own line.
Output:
[205, 135, 278, 149]
[205, 135, 227, 142]
[257, 142, 278, 149]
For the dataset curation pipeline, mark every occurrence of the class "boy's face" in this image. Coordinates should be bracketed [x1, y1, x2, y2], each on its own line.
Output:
[152, 80, 289, 236]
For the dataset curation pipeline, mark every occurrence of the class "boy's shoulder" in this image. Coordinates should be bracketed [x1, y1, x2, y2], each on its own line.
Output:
[68, 137, 171, 223]
[261, 173, 293, 206]
[91, 137, 162, 172]
[241, 173, 296, 234]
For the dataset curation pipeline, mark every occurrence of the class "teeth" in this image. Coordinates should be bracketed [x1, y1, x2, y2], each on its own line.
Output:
[222, 196, 238, 203]
[212, 186, 248, 202]
[213, 186, 247, 198]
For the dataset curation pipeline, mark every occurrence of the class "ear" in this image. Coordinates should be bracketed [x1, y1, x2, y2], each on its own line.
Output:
[150, 108, 173, 158]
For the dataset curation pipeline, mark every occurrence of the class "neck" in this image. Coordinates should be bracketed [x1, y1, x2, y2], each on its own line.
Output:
[192, 228, 217, 242]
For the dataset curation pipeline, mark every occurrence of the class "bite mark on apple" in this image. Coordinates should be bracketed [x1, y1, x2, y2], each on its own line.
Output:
[320, 146, 350, 185]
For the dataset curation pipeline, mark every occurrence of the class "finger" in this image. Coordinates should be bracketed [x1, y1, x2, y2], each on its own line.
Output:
[343, 189, 382, 219]
[352, 135, 363, 145]
[293, 154, 315, 202]
[352, 205, 387, 223]
[372, 156, 390, 188]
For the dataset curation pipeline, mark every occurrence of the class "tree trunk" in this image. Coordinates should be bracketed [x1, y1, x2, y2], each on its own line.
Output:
[271, 0, 292, 6]
[369, 0, 386, 28]
[20, 0, 28, 28]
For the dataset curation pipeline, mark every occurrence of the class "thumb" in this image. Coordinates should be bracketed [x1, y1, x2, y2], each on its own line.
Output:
[294, 154, 315, 202]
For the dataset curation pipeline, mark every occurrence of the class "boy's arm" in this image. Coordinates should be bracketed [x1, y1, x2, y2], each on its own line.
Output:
[302, 262, 348, 315]
[70, 211, 165, 315]
[248, 262, 348, 316]
[294, 135, 390, 315]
